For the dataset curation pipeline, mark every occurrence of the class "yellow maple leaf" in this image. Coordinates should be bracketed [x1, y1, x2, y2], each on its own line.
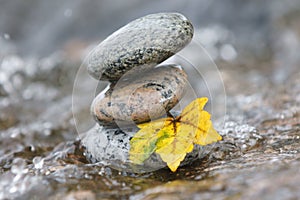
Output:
[129, 97, 222, 172]
[129, 119, 165, 164]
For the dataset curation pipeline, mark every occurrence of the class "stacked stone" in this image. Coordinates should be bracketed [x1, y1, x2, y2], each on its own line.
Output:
[82, 13, 203, 173]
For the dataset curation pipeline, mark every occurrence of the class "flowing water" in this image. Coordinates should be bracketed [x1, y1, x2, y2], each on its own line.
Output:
[1, 1, 300, 199]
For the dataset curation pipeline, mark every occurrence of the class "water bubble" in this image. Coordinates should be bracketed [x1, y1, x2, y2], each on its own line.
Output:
[29, 145, 36, 152]
[64, 9, 73, 18]
[0, 72, 7, 83]
[4, 33, 10, 40]
[98, 167, 105, 176]
[197, 27, 219, 46]
[33, 157, 44, 169]
[42, 122, 53, 136]
[9, 186, 18, 193]
[219, 121, 262, 153]
[220, 44, 237, 61]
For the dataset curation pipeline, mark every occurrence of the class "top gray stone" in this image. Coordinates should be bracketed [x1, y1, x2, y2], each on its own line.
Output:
[87, 12, 194, 81]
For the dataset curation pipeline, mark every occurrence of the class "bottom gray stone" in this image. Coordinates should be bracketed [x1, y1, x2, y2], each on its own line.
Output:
[81, 124, 207, 173]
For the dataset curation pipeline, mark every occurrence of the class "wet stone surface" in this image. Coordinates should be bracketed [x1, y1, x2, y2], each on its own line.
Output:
[87, 12, 193, 81]
[91, 65, 187, 126]
[82, 124, 205, 173]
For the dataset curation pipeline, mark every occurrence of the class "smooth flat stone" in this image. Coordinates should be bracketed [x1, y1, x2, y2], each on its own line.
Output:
[87, 12, 193, 81]
[81, 124, 205, 173]
[91, 65, 187, 126]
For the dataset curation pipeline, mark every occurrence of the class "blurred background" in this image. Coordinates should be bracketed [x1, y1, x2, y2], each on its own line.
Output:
[0, 0, 298, 60]
[1, 0, 300, 81]
[0, 1, 300, 199]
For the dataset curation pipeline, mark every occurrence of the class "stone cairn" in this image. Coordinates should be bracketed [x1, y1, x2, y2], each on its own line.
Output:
[82, 13, 204, 173]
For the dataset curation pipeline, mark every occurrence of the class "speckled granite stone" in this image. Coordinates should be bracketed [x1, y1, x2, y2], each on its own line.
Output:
[81, 124, 205, 173]
[91, 65, 187, 126]
[87, 12, 193, 81]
